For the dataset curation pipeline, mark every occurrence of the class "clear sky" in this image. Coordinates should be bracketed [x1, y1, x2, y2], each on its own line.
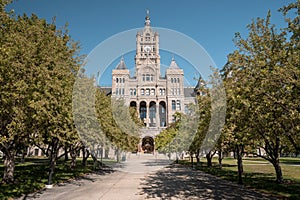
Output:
[7, 0, 296, 86]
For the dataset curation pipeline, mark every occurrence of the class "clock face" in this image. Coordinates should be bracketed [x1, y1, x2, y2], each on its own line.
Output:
[144, 45, 152, 53]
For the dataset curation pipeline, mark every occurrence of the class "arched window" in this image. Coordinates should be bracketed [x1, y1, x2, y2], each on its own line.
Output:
[151, 89, 155, 95]
[176, 100, 181, 111]
[172, 100, 176, 110]
[141, 89, 144, 96]
[133, 89, 136, 96]
[146, 88, 150, 96]
[171, 78, 173, 83]
[116, 78, 119, 83]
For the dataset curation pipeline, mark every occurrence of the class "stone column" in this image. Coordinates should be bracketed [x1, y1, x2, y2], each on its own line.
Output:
[146, 102, 149, 127]
[156, 102, 160, 127]
[137, 101, 140, 118]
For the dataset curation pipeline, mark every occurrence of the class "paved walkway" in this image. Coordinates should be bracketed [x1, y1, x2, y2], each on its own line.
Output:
[18, 153, 277, 200]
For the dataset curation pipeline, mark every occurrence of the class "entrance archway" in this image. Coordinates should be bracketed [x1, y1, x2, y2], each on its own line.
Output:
[141, 136, 154, 153]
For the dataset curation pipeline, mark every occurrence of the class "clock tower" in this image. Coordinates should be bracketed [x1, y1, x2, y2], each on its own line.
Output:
[110, 10, 196, 153]
[135, 10, 160, 82]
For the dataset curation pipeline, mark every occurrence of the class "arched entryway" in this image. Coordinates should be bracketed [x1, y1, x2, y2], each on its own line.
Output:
[141, 136, 154, 153]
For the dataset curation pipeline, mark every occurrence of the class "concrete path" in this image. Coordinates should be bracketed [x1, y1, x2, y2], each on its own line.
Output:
[18, 153, 277, 200]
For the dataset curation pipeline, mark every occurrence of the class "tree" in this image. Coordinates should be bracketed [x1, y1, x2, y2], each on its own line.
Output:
[95, 89, 140, 162]
[0, 2, 82, 183]
[222, 9, 300, 183]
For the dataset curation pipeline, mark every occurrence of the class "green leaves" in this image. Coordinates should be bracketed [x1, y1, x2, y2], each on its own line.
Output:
[222, 2, 300, 183]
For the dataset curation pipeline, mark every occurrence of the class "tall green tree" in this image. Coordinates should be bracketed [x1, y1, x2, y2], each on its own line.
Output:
[223, 9, 300, 183]
[0, 2, 82, 183]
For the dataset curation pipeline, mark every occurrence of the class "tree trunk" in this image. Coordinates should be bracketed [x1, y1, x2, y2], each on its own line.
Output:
[218, 150, 223, 169]
[70, 148, 77, 169]
[116, 148, 120, 163]
[190, 155, 194, 167]
[104, 147, 109, 159]
[2, 150, 15, 184]
[91, 153, 99, 169]
[272, 159, 283, 184]
[82, 147, 90, 167]
[196, 154, 200, 164]
[236, 144, 244, 184]
[206, 152, 213, 167]
[47, 138, 59, 185]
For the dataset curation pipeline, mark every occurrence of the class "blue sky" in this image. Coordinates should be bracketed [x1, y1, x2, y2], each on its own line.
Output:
[7, 0, 296, 86]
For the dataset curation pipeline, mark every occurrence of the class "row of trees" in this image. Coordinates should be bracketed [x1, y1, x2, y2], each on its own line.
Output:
[0, 0, 139, 185]
[155, 1, 299, 184]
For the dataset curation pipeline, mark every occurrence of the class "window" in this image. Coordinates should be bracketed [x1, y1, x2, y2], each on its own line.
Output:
[176, 100, 181, 111]
[146, 74, 150, 81]
[162, 89, 165, 95]
[130, 89, 133, 96]
[177, 88, 180, 95]
[34, 149, 39, 156]
[146, 33, 150, 41]
[116, 88, 119, 95]
[171, 78, 173, 83]
[172, 116, 176, 122]
[141, 89, 144, 96]
[151, 89, 155, 95]
[172, 100, 176, 110]
[142, 74, 145, 81]
[140, 107, 146, 119]
[150, 74, 154, 81]
[122, 88, 124, 95]
[177, 78, 180, 83]
[116, 78, 119, 83]
[146, 88, 150, 96]
[133, 89, 136, 96]
[174, 78, 177, 83]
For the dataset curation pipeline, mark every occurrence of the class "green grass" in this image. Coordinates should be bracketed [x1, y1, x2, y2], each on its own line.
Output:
[0, 157, 113, 200]
[180, 157, 300, 199]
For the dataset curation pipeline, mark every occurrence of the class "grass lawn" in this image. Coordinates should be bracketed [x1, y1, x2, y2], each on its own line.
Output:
[0, 157, 116, 200]
[182, 157, 300, 199]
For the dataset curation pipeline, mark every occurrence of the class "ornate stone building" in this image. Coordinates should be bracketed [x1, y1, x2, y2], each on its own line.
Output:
[110, 12, 196, 152]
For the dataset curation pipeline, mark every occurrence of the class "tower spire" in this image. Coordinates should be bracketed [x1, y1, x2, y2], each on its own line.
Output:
[145, 9, 150, 26]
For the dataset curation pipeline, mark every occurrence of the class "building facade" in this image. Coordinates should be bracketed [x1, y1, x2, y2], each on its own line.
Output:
[110, 12, 196, 152]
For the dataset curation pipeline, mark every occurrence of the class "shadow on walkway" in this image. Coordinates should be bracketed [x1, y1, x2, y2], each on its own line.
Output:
[138, 164, 277, 200]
